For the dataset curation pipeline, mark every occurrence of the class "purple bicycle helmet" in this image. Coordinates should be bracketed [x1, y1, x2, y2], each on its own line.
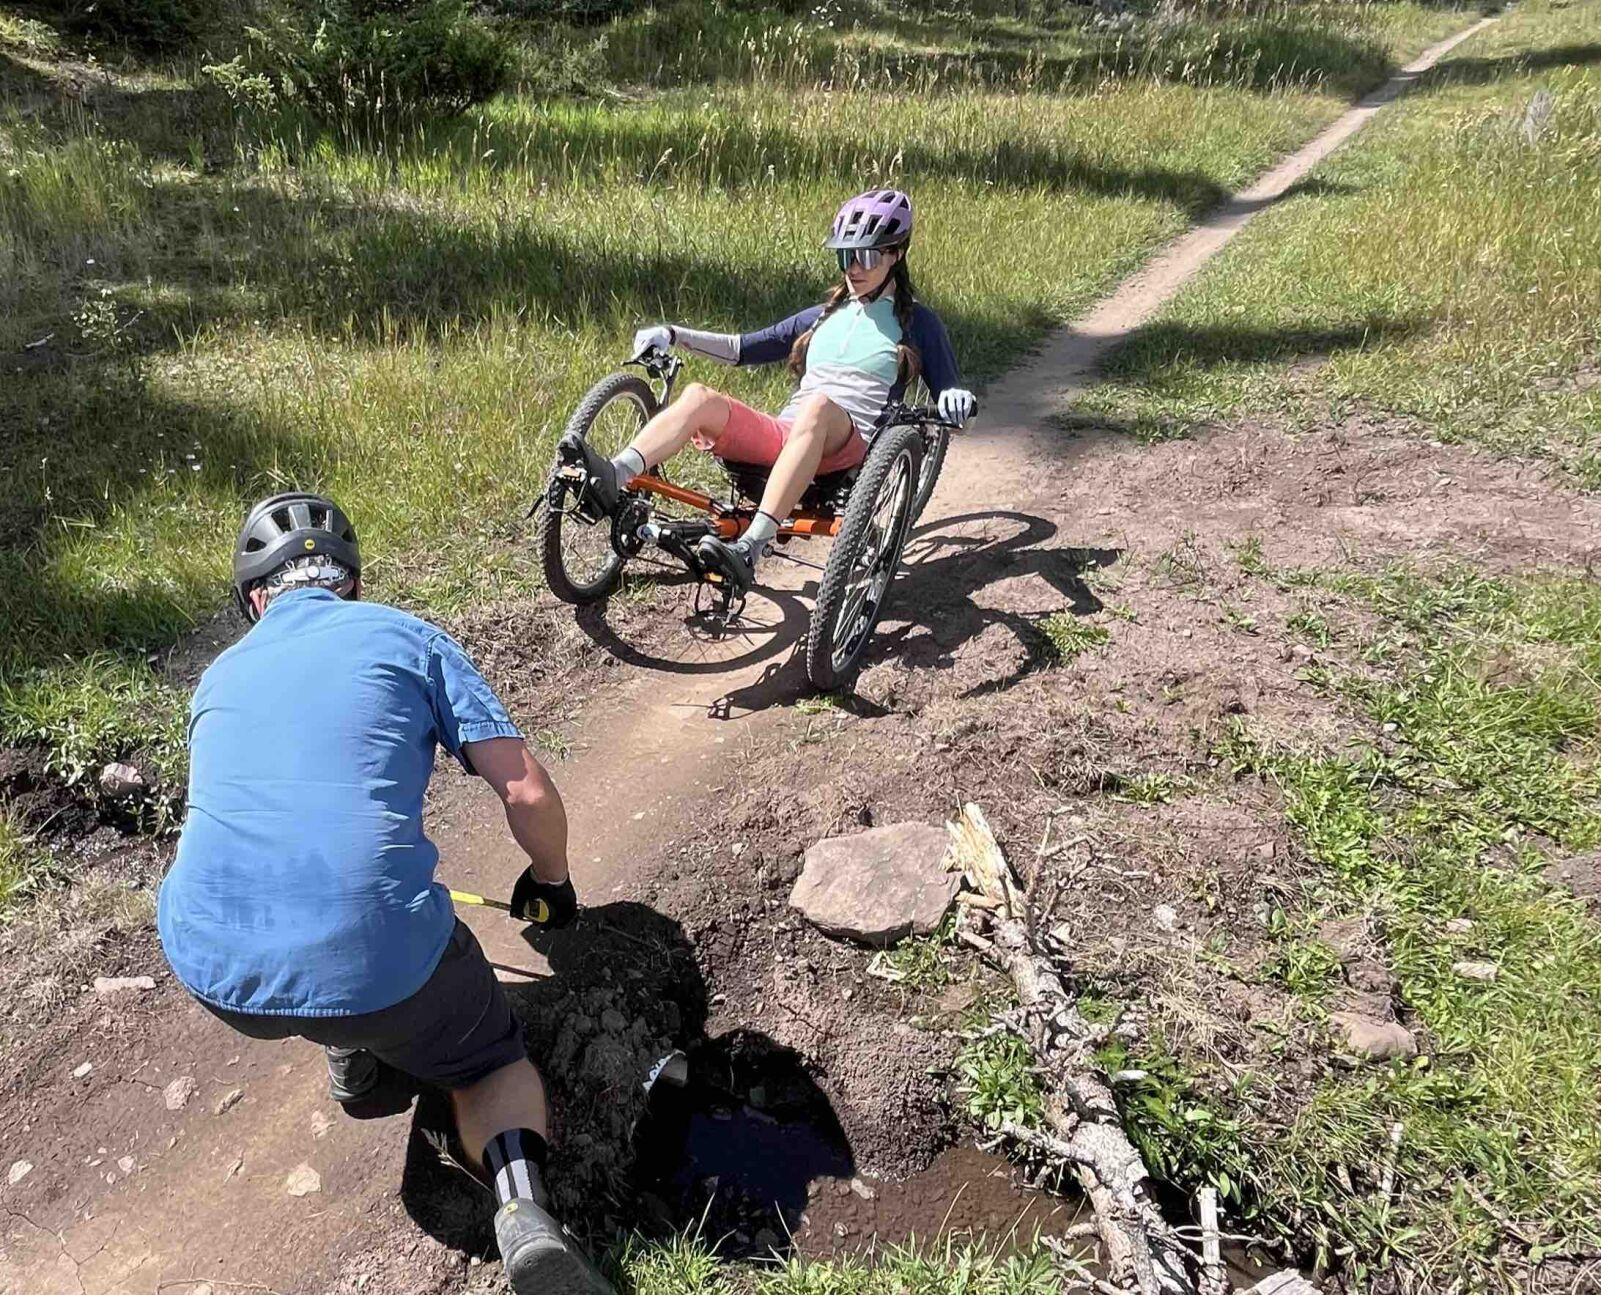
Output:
[825, 188, 913, 250]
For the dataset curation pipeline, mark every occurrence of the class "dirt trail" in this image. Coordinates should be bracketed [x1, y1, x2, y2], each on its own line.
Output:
[0, 21, 1512, 1294]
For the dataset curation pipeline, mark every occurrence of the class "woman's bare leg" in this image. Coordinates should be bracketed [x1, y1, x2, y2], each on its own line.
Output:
[628, 382, 733, 470]
[753, 394, 856, 522]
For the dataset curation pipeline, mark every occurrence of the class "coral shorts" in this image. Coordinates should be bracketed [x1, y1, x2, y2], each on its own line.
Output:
[693, 396, 868, 476]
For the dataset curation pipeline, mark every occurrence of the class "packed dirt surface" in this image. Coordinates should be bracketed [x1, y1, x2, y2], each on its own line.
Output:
[7, 20, 1570, 1294]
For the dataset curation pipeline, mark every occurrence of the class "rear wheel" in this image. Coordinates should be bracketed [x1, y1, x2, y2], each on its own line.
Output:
[806, 425, 922, 691]
[910, 422, 948, 520]
[539, 372, 657, 604]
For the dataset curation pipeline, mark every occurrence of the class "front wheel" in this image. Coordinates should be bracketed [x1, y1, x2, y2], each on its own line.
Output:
[806, 425, 922, 691]
[539, 371, 658, 604]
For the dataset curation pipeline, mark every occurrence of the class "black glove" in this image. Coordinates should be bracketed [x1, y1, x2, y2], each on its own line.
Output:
[509, 870, 578, 929]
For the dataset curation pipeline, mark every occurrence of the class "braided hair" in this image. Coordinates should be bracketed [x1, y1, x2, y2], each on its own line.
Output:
[788, 252, 922, 385]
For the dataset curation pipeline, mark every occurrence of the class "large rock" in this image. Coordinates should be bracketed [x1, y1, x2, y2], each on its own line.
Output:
[789, 822, 959, 947]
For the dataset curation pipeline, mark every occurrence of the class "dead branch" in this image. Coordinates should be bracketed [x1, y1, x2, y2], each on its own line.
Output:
[950, 804, 1193, 1295]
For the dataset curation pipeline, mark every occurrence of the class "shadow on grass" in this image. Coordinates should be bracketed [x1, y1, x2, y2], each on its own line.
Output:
[1430, 41, 1601, 88]
[1105, 316, 1432, 380]
[438, 107, 1237, 216]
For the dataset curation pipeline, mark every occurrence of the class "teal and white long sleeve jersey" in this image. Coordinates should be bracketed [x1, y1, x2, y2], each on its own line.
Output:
[669, 296, 962, 434]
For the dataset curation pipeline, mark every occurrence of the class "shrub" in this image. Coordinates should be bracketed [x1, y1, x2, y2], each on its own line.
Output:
[59, 0, 220, 52]
[211, 0, 512, 121]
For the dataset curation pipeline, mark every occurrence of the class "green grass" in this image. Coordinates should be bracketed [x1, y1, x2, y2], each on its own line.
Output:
[870, 911, 958, 992]
[1192, 566, 1601, 1282]
[0, 810, 51, 913]
[1036, 612, 1110, 664]
[604, 0, 1470, 100]
[611, 1232, 1064, 1294]
[0, 0, 1476, 819]
[957, 1030, 1046, 1133]
[1080, 1, 1601, 480]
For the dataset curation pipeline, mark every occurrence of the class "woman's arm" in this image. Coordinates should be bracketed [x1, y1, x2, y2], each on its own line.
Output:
[734, 306, 826, 367]
[670, 326, 741, 364]
[910, 305, 962, 395]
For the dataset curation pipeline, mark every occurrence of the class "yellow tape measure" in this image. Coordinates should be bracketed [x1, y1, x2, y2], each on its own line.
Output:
[448, 889, 550, 924]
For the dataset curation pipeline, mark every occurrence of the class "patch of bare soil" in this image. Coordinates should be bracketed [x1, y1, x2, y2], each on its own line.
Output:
[1057, 414, 1601, 574]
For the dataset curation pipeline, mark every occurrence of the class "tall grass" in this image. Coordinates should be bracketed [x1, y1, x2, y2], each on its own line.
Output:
[1083, 2, 1601, 480]
[601, 0, 1468, 99]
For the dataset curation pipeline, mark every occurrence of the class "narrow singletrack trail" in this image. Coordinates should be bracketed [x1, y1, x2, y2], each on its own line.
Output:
[0, 21, 1498, 1294]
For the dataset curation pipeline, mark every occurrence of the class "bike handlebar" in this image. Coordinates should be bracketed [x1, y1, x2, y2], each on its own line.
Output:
[880, 399, 978, 431]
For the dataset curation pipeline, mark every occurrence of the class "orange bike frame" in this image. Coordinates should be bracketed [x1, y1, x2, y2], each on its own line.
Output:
[626, 475, 842, 540]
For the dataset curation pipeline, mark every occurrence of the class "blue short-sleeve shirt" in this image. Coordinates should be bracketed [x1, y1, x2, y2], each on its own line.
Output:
[156, 588, 521, 1017]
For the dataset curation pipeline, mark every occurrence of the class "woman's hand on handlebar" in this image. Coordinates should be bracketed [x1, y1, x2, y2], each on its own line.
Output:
[937, 388, 977, 428]
[632, 324, 675, 361]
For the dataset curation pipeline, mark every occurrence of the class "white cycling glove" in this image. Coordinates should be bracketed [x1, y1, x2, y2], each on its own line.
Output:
[632, 325, 675, 360]
[938, 388, 977, 427]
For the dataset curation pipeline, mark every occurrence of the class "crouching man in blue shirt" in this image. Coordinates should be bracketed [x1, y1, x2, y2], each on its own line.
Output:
[157, 493, 612, 1295]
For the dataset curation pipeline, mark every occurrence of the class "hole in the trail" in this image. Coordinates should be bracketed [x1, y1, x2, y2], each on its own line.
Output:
[628, 1036, 1101, 1265]
[629, 1036, 854, 1256]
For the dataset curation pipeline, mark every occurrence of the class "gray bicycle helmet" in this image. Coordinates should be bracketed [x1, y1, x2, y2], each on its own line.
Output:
[232, 491, 361, 623]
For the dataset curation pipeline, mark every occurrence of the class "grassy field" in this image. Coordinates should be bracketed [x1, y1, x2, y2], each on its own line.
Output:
[0, 0, 1472, 867]
[1210, 565, 1601, 1283]
[1082, 2, 1601, 481]
[1057, 3, 1601, 1286]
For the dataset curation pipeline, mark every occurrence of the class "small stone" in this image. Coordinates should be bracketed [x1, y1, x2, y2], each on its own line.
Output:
[7, 1160, 31, 1186]
[311, 1112, 333, 1140]
[98, 762, 147, 799]
[1317, 917, 1369, 963]
[848, 1176, 877, 1201]
[730, 843, 746, 857]
[1249, 841, 1277, 863]
[285, 1164, 321, 1197]
[73, 1062, 94, 1079]
[1153, 904, 1179, 933]
[1444, 918, 1475, 935]
[600, 1008, 627, 1034]
[163, 1075, 197, 1111]
[1289, 643, 1315, 661]
[92, 975, 156, 994]
[1454, 960, 1499, 982]
[117, 1156, 135, 1175]
[223, 1155, 243, 1182]
[214, 1088, 244, 1115]
[841, 986, 855, 1001]
[1329, 1012, 1417, 1062]
[1345, 960, 1395, 995]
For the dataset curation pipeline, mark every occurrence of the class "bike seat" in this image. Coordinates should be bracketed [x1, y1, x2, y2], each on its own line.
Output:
[719, 460, 859, 516]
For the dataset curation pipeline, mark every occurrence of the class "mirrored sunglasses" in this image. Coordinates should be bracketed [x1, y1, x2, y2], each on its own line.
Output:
[835, 247, 890, 272]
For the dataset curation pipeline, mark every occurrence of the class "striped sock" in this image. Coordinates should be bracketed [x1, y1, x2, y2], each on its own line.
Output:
[483, 1127, 549, 1208]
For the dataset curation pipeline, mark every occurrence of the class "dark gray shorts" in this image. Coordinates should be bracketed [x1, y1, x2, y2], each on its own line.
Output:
[201, 919, 526, 1089]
